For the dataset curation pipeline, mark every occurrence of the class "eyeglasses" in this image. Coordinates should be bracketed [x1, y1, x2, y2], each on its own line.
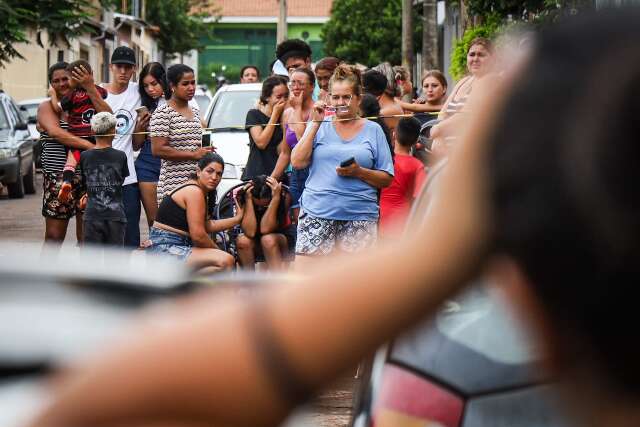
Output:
[289, 80, 308, 88]
[329, 94, 353, 103]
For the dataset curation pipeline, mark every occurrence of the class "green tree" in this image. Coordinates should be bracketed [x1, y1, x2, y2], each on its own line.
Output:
[0, 0, 109, 67]
[321, 0, 422, 67]
[146, 0, 217, 61]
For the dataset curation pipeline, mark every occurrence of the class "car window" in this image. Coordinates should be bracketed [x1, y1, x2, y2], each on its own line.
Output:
[0, 103, 10, 129]
[10, 101, 25, 125]
[207, 90, 260, 130]
[20, 103, 39, 121]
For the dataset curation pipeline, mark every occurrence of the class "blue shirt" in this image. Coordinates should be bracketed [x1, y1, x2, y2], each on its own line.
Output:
[300, 119, 394, 221]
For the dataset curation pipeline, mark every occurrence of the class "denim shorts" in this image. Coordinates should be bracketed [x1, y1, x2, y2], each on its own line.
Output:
[147, 227, 193, 260]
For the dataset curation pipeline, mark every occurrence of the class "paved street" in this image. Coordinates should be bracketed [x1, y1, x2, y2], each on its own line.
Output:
[0, 173, 354, 426]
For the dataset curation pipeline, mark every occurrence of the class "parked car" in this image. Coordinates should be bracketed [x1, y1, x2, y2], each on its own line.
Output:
[350, 163, 572, 427]
[18, 97, 47, 168]
[0, 91, 36, 198]
[204, 83, 261, 196]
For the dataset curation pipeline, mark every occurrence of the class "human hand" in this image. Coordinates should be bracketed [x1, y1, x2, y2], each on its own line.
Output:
[311, 101, 326, 122]
[192, 147, 211, 160]
[71, 65, 94, 90]
[136, 112, 151, 131]
[78, 194, 87, 210]
[289, 91, 304, 109]
[336, 161, 361, 178]
[272, 99, 287, 118]
[47, 86, 56, 99]
[265, 176, 282, 199]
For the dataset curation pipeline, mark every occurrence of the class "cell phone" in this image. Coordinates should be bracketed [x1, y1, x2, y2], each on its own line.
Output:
[340, 157, 356, 167]
[135, 106, 149, 116]
[201, 133, 211, 147]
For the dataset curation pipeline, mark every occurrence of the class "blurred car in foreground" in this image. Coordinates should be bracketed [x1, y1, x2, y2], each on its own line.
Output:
[0, 243, 282, 426]
[204, 83, 260, 193]
[350, 164, 573, 427]
[0, 92, 36, 198]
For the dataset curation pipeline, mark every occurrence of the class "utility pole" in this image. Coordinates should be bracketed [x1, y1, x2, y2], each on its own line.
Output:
[401, 0, 413, 73]
[277, 0, 288, 44]
[422, 0, 439, 70]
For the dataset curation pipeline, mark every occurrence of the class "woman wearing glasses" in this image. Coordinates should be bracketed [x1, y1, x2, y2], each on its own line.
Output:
[291, 64, 394, 263]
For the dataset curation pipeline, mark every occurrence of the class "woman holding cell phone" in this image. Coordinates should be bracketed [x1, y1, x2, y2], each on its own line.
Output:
[134, 62, 172, 227]
[291, 64, 394, 263]
[150, 64, 210, 205]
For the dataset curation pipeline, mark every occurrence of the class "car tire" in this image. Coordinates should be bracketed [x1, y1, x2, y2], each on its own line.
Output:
[7, 160, 24, 199]
[23, 161, 36, 194]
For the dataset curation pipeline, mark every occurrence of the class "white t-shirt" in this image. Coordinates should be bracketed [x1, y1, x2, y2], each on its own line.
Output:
[103, 82, 141, 186]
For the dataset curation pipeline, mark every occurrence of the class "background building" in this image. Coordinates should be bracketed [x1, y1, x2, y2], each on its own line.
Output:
[198, 0, 332, 83]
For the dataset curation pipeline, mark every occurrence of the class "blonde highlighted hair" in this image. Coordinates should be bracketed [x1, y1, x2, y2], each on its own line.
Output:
[328, 64, 363, 96]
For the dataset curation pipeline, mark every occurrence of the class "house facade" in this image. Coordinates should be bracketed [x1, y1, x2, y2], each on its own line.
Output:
[0, 2, 159, 102]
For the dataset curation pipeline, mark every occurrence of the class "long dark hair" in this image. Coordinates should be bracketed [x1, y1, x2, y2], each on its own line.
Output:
[488, 8, 640, 396]
[139, 62, 171, 110]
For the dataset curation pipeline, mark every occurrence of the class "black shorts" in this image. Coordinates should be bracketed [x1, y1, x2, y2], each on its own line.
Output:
[83, 219, 126, 247]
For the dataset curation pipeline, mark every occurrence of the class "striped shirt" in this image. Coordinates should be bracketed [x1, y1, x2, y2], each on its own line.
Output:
[149, 103, 202, 204]
[40, 120, 70, 175]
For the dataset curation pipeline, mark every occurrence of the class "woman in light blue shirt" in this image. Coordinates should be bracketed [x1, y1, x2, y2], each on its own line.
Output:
[291, 64, 394, 260]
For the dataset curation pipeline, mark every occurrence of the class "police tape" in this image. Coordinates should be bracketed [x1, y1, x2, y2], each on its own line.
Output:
[12, 111, 443, 142]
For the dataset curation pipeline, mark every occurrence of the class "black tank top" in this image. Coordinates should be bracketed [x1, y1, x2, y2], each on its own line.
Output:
[155, 183, 201, 233]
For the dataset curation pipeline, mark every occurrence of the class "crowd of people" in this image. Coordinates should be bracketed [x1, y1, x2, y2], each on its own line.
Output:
[37, 35, 494, 272]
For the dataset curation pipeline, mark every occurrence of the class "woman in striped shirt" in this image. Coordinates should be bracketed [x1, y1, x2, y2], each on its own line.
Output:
[150, 64, 210, 205]
[38, 62, 95, 245]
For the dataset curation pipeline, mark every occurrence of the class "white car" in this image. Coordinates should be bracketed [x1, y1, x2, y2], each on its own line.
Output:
[203, 83, 261, 197]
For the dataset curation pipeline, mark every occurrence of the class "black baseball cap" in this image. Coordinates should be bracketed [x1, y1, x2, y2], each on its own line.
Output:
[111, 46, 136, 65]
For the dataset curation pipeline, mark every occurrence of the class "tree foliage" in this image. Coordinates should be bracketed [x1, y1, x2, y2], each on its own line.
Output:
[0, 0, 109, 67]
[465, 0, 594, 22]
[321, 0, 422, 67]
[146, 0, 216, 60]
[449, 0, 595, 81]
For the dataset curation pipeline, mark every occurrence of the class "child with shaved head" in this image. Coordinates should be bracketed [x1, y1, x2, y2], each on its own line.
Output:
[79, 112, 130, 247]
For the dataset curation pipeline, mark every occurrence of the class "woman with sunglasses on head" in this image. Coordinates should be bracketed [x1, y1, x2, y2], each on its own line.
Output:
[291, 64, 394, 265]
[243, 75, 289, 181]
[135, 62, 172, 228]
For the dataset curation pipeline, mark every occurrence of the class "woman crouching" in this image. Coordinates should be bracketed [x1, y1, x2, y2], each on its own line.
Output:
[148, 153, 242, 273]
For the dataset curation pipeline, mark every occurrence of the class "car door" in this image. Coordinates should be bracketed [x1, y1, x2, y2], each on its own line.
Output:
[5, 98, 33, 171]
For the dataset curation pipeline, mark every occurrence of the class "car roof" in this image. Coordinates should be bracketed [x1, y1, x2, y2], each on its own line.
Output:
[216, 83, 262, 93]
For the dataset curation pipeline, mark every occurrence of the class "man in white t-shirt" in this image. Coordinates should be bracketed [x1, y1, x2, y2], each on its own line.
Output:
[102, 46, 145, 248]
